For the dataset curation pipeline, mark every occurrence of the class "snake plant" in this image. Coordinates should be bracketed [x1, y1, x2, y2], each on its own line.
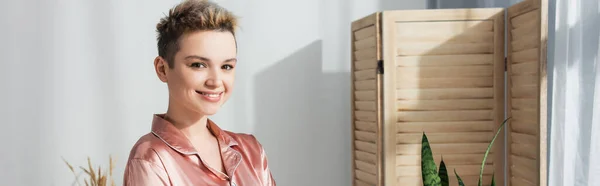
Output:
[421, 118, 509, 186]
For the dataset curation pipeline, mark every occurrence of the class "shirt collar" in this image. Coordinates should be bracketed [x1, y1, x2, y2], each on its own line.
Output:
[150, 114, 238, 155]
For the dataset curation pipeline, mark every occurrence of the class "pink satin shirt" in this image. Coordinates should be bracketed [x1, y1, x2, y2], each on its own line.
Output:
[123, 114, 276, 186]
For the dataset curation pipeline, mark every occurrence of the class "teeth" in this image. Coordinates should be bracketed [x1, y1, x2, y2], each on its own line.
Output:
[200, 92, 221, 98]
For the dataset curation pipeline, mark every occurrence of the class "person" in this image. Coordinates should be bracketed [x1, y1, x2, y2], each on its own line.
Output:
[123, 0, 275, 185]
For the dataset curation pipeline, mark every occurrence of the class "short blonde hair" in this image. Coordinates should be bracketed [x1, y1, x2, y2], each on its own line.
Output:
[156, 0, 238, 68]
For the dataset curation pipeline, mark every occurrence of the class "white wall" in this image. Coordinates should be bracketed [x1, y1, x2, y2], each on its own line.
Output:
[0, 0, 427, 185]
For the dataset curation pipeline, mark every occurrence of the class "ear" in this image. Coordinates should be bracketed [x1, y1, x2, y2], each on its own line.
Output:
[154, 56, 169, 83]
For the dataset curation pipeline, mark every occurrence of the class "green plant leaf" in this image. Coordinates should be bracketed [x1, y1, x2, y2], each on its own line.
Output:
[490, 173, 495, 186]
[422, 133, 441, 186]
[439, 157, 449, 186]
[454, 169, 465, 186]
[478, 118, 510, 186]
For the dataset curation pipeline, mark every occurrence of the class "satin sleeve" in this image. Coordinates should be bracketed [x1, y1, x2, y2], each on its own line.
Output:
[123, 159, 170, 186]
[261, 148, 276, 186]
[253, 135, 276, 186]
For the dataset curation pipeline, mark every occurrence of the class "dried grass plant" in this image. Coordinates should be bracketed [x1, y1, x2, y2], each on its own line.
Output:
[62, 155, 116, 186]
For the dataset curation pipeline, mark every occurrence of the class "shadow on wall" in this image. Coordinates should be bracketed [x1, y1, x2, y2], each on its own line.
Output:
[253, 40, 351, 186]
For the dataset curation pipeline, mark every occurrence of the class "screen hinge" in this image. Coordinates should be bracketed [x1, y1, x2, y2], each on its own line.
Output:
[377, 60, 384, 74]
[505, 57, 508, 71]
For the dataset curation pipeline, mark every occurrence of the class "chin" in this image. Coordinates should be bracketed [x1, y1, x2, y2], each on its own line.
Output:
[196, 104, 222, 116]
[200, 110, 219, 116]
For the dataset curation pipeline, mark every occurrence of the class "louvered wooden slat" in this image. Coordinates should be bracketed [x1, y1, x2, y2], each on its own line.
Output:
[396, 54, 493, 67]
[356, 111, 377, 122]
[511, 20, 539, 41]
[397, 165, 493, 176]
[512, 35, 539, 52]
[356, 169, 377, 185]
[396, 143, 492, 155]
[355, 90, 376, 101]
[356, 160, 378, 174]
[397, 175, 494, 186]
[397, 99, 493, 111]
[396, 132, 493, 144]
[396, 154, 494, 166]
[356, 150, 377, 164]
[355, 179, 373, 186]
[511, 155, 537, 171]
[511, 164, 538, 184]
[511, 85, 539, 98]
[397, 110, 493, 122]
[511, 120, 538, 135]
[512, 98, 537, 110]
[352, 13, 378, 31]
[355, 47, 377, 61]
[395, 21, 493, 34]
[397, 31, 494, 43]
[354, 69, 377, 81]
[512, 61, 538, 75]
[396, 88, 494, 100]
[355, 80, 377, 91]
[511, 177, 536, 186]
[354, 25, 377, 40]
[356, 140, 377, 154]
[511, 143, 537, 159]
[354, 59, 378, 70]
[355, 101, 377, 111]
[396, 66, 493, 78]
[397, 121, 494, 133]
[354, 36, 377, 51]
[512, 75, 538, 86]
[396, 77, 494, 89]
[356, 121, 377, 132]
[512, 109, 538, 122]
[512, 47, 538, 63]
[356, 131, 377, 143]
[511, 9, 540, 28]
[397, 42, 494, 56]
[511, 132, 537, 144]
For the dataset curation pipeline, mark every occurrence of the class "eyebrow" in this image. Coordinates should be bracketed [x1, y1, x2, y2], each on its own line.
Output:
[184, 55, 237, 63]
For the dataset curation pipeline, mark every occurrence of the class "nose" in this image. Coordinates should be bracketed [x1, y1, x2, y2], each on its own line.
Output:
[204, 68, 223, 88]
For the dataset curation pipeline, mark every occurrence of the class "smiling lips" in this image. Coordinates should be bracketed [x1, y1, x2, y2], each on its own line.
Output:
[196, 90, 223, 102]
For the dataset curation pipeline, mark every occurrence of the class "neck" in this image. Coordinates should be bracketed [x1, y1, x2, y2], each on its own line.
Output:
[164, 102, 213, 139]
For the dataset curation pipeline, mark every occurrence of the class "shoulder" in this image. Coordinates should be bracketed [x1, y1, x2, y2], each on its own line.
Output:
[223, 131, 266, 154]
[126, 133, 168, 163]
[224, 131, 276, 185]
[224, 131, 263, 146]
[123, 134, 171, 185]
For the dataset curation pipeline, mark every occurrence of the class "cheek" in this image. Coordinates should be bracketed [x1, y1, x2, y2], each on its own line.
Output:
[224, 73, 235, 91]
[185, 74, 206, 87]
[170, 71, 203, 91]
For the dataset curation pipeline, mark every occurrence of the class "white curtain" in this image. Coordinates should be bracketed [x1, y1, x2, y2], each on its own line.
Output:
[548, 0, 600, 185]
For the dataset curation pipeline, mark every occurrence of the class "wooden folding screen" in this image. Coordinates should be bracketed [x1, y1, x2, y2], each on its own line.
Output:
[350, 0, 548, 185]
[381, 8, 506, 186]
[507, 0, 548, 185]
[351, 12, 383, 186]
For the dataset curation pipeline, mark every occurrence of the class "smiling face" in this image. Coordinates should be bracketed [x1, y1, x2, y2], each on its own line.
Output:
[155, 30, 237, 116]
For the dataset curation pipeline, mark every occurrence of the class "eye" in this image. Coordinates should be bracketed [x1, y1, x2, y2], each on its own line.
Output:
[190, 62, 206, 68]
[222, 64, 234, 70]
